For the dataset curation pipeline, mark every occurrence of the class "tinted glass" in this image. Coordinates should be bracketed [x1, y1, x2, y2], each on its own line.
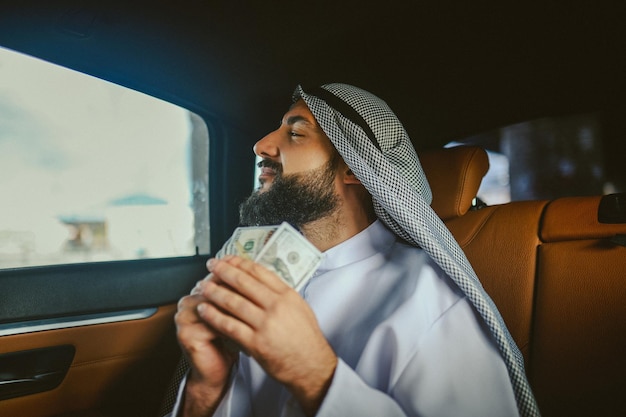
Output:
[0, 47, 209, 269]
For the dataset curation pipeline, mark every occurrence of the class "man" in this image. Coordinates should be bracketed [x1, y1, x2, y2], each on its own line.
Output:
[170, 84, 539, 416]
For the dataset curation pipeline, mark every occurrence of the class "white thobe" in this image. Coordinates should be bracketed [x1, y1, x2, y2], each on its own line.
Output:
[171, 220, 518, 416]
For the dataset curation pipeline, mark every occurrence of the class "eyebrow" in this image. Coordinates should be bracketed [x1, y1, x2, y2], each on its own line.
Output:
[285, 115, 312, 126]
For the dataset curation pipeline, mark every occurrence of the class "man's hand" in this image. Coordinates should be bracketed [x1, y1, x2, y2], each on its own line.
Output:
[175, 276, 239, 417]
[196, 255, 337, 416]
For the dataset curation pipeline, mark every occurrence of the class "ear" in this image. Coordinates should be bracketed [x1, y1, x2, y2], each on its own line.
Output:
[343, 167, 362, 185]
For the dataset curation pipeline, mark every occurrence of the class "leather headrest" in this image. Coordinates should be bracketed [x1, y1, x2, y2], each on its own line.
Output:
[418, 146, 490, 220]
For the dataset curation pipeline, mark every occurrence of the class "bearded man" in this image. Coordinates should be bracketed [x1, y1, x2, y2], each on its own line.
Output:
[169, 84, 539, 417]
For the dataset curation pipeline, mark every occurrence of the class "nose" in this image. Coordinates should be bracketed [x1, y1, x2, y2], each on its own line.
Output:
[253, 129, 280, 159]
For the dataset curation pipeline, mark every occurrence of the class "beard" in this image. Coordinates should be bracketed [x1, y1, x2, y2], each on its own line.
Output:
[239, 155, 340, 229]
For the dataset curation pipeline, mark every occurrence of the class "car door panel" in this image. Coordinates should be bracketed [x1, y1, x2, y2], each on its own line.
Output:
[0, 256, 208, 417]
[0, 304, 180, 417]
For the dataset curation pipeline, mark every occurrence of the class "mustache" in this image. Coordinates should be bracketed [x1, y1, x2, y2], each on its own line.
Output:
[257, 158, 283, 173]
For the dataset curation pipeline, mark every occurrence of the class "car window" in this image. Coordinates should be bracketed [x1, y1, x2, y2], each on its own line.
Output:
[0, 46, 210, 269]
[450, 111, 616, 204]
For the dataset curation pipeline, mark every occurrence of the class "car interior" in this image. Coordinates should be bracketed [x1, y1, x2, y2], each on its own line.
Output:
[0, 1, 625, 417]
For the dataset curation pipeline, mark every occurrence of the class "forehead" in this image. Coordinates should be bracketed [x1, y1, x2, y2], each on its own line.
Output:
[283, 99, 318, 125]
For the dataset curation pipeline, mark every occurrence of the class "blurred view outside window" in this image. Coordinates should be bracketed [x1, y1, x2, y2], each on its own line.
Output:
[0, 47, 209, 269]
[451, 111, 622, 205]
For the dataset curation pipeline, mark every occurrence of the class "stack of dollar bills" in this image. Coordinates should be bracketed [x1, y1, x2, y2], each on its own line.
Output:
[216, 222, 323, 291]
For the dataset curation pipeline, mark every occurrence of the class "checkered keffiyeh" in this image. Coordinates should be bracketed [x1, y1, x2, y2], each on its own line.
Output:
[295, 83, 540, 417]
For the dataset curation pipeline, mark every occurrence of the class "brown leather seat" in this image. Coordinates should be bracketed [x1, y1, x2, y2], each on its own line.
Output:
[445, 200, 547, 363]
[420, 147, 626, 417]
[420, 146, 546, 362]
[532, 196, 626, 417]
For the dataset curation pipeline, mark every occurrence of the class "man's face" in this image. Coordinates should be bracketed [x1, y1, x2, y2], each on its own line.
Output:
[239, 100, 341, 228]
[253, 100, 338, 192]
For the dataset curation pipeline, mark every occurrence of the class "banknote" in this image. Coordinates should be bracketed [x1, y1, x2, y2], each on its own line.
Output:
[215, 222, 322, 290]
[253, 222, 322, 291]
[216, 225, 278, 259]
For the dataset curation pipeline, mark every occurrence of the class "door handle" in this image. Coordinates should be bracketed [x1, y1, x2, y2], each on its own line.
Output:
[0, 345, 75, 401]
[0, 371, 63, 386]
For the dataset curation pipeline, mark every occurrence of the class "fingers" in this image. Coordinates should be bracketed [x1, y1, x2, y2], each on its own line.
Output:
[174, 292, 240, 402]
[188, 255, 300, 349]
[185, 271, 265, 340]
[175, 294, 220, 354]
[176, 294, 212, 332]
[208, 256, 291, 305]
[196, 300, 255, 347]
[176, 293, 204, 322]
[202, 280, 264, 329]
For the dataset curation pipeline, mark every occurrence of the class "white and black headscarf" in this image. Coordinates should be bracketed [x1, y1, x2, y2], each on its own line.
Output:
[295, 83, 540, 417]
